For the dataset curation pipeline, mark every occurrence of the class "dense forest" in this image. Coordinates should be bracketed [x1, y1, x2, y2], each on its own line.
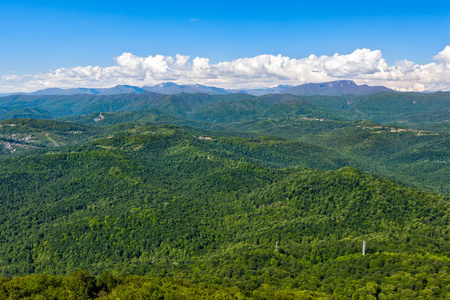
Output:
[0, 91, 449, 298]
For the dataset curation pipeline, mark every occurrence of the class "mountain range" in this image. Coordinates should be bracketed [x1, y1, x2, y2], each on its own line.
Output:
[0, 80, 394, 97]
[0, 79, 449, 298]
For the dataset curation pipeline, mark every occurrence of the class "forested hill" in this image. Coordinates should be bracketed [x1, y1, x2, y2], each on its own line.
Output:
[0, 125, 449, 298]
[0, 119, 102, 158]
[1, 91, 449, 130]
[0, 89, 449, 298]
[2, 114, 448, 196]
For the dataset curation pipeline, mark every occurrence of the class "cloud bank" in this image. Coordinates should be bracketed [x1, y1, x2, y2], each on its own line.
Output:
[1, 46, 449, 93]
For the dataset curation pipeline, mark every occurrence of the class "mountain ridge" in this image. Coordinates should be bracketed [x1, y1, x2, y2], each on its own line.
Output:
[1, 80, 396, 96]
[280, 80, 394, 96]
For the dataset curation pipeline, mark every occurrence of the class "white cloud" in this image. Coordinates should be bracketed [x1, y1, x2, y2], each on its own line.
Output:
[434, 46, 450, 64]
[1, 46, 449, 93]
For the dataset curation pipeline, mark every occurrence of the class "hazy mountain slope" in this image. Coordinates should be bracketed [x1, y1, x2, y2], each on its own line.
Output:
[19, 85, 147, 96]
[29, 87, 100, 96]
[2, 81, 395, 97]
[5, 82, 242, 96]
[143, 82, 241, 94]
[1, 91, 448, 132]
[270, 92, 450, 130]
[281, 80, 394, 96]
[350, 92, 450, 130]
[0, 93, 251, 120]
[244, 84, 293, 96]
[189, 94, 344, 123]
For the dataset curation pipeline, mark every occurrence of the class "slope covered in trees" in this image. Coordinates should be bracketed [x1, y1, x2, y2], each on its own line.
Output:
[0, 125, 449, 298]
[0, 119, 102, 159]
[0, 90, 449, 298]
[1, 91, 449, 131]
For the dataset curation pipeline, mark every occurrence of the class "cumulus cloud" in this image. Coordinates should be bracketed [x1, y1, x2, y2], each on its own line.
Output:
[434, 46, 450, 63]
[1, 46, 449, 93]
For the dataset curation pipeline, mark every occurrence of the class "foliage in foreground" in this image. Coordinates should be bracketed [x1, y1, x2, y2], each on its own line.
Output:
[1, 264, 450, 299]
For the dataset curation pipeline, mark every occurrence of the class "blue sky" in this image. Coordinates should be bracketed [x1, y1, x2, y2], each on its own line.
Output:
[0, 0, 449, 92]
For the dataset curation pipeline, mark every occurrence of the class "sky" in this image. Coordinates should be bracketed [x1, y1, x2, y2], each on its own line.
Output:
[0, 0, 449, 92]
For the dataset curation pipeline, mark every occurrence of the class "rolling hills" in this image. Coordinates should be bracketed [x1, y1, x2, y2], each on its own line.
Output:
[0, 87, 449, 298]
[1, 90, 448, 130]
[0, 125, 449, 299]
[0, 90, 448, 195]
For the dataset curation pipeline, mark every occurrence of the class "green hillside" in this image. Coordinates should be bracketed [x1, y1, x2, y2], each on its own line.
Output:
[299, 123, 450, 195]
[0, 119, 102, 158]
[0, 90, 449, 298]
[0, 93, 249, 120]
[1, 92, 448, 131]
[0, 125, 449, 299]
[287, 92, 450, 130]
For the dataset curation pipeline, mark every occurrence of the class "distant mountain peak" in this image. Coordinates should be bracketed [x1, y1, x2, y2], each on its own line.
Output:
[280, 80, 393, 96]
[142, 82, 240, 95]
[157, 82, 179, 88]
